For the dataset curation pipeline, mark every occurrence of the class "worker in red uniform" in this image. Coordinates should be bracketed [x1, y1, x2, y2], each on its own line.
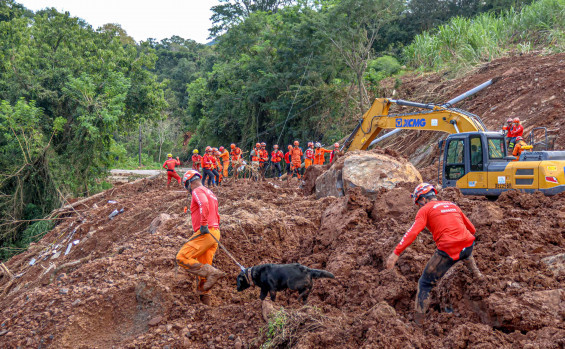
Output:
[508, 117, 524, 151]
[502, 118, 514, 153]
[512, 136, 532, 160]
[201, 147, 216, 187]
[329, 143, 340, 164]
[304, 142, 314, 169]
[284, 145, 292, 174]
[177, 170, 226, 305]
[313, 142, 332, 165]
[270, 145, 284, 178]
[288, 141, 303, 183]
[191, 149, 202, 171]
[386, 183, 483, 324]
[259, 142, 269, 180]
[163, 153, 181, 189]
[230, 144, 243, 180]
[219, 146, 230, 178]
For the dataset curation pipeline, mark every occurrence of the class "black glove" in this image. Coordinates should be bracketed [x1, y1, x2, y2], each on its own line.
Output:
[200, 225, 210, 234]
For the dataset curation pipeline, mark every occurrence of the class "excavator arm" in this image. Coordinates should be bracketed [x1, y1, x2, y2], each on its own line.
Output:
[344, 98, 487, 151]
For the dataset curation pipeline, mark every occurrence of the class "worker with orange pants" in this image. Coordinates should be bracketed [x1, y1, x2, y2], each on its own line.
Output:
[512, 136, 532, 160]
[211, 148, 222, 185]
[230, 144, 242, 180]
[270, 145, 284, 177]
[313, 142, 333, 165]
[219, 146, 230, 178]
[284, 145, 292, 174]
[329, 143, 340, 164]
[176, 170, 226, 305]
[191, 149, 202, 171]
[288, 141, 303, 182]
[386, 183, 482, 324]
[163, 153, 181, 189]
[304, 142, 314, 169]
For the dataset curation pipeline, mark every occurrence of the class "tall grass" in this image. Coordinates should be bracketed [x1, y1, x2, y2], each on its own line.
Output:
[404, 0, 565, 70]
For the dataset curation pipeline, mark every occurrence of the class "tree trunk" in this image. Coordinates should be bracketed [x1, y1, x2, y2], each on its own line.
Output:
[357, 71, 366, 115]
[158, 142, 162, 163]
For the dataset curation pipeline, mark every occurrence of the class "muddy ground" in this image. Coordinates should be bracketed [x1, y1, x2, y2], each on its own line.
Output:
[0, 172, 563, 348]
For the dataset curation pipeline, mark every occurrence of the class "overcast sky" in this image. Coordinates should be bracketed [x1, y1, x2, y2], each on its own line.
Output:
[17, 0, 220, 43]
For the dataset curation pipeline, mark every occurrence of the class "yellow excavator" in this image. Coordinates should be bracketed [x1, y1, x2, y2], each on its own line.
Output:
[342, 80, 565, 196]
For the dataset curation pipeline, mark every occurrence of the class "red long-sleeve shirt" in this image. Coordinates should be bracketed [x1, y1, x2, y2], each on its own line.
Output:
[394, 201, 476, 260]
[190, 186, 220, 232]
[163, 158, 180, 171]
[201, 154, 214, 169]
[513, 124, 523, 137]
[305, 148, 314, 160]
[284, 152, 291, 164]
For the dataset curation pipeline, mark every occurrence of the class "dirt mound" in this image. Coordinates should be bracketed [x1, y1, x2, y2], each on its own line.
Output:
[1, 174, 563, 348]
[378, 52, 565, 169]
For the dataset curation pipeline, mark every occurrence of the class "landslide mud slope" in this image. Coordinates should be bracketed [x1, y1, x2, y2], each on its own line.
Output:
[0, 176, 564, 348]
[378, 52, 565, 168]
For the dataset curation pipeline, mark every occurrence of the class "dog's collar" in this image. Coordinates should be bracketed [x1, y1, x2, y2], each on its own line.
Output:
[246, 267, 255, 287]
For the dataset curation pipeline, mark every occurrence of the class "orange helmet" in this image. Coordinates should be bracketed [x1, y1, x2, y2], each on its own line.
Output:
[288, 145, 292, 150]
[182, 170, 202, 189]
[294, 140, 299, 146]
[273, 144, 279, 149]
[513, 117, 520, 123]
[516, 136, 523, 142]
[212, 147, 218, 152]
[411, 183, 437, 205]
[219, 146, 224, 152]
[231, 143, 236, 149]
[255, 143, 260, 148]
[334, 142, 339, 148]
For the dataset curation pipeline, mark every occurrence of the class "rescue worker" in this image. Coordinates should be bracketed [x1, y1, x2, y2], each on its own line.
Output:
[201, 147, 216, 187]
[191, 149, 202, 171]
[219, 146, 230, 179]
[386, 183, 483, 324]
[288, 141, 303, 183]
[230, 144, 243, 180]
[270, 145, 284, 178]
[284, 145, 292, 174]
[163, 153, 181, 189]
[512, 136, 532, 160]
[177, 170, 226, 305]
[304, 142, 315, 169]
[502, 118, 514, 152]
[329, 143, 340, 164]
[313, 142, 333, 165]
[211, 148, 221, 185]
[259, 142, 269, 180]
[250, 143, 261, 181]
[508, 117, 524, 151]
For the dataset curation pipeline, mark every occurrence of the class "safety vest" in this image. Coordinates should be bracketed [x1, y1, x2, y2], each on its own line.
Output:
[271, 150, 283, 163]
[291, 147, 303, 164]
[259, 149, 268, 163]
[231, 148, 242, 161]
[251, 148, 261, 162]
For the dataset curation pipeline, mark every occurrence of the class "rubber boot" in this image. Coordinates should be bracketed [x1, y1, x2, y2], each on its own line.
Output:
[463, 256, 484, 280]
[200, 294, 211, 306]
[186, 263, 225, 291]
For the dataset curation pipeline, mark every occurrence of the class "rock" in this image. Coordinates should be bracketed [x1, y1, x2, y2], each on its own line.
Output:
[148, 213, 171, 234]
[316, 151, 421, 199]
[59, 288, 69, 295]
[228, 334, 235, 340]
[234, 337, 242, 349]
[0, 330, 7, 336]
[370, 301, 397, 319]
[469, 201, 504, 226]
[148, 316, 163, 326]
[136, 264, 144, 273]
[166, 324, 173, 332]
[541, 253, 565, 276]
[262, 299, 277, 322]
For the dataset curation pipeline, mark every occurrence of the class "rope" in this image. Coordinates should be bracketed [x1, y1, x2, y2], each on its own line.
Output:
[276, 52, 313, 146]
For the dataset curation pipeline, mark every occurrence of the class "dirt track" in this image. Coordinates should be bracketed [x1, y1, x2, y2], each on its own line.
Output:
[1, 52, 565, 348]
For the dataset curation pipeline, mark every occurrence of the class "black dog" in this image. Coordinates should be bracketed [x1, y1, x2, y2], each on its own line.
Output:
[236, 263, 335, 304]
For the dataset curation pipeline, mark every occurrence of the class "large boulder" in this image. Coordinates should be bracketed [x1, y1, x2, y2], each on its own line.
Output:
[315, 150, 422, 199]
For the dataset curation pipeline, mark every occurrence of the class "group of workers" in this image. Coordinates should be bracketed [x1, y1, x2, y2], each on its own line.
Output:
[502, 117, 532, 159]
[162, 141, 341, 188]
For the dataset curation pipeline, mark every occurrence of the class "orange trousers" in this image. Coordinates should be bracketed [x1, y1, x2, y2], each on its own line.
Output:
[304, 158, 313, 169]
[176, 227, 220, 294]
[223, 161, 229, 177]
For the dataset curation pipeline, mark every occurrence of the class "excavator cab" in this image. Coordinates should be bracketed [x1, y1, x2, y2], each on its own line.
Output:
[442, 132, 509, 191]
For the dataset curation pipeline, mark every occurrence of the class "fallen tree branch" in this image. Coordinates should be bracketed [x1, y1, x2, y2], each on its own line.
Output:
[49, 255, 93, 284]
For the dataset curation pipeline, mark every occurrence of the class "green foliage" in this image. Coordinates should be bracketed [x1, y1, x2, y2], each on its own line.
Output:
[404, 0, 565, 70]
[262, 309, 288, 349]
[364, 55, 402, 93]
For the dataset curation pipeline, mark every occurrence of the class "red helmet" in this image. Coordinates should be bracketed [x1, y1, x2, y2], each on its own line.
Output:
[308, 141, 313, 147]
[273, 144, 279, 149]
[255, 143, 261, 148]
[231, 143, 236, 149]
[334, 142, 339, 148]
[288, 145, 292, 150]
[182, 170, 202, 189]
[219, 146, 224, 152]
[411, 183, 437, 205]
[294, 140, 299, 146]
[506, 118, 513, 123]
[205, 146, 211, 152]
[516, 136, 523, 142]
[513, 117, 520, 123]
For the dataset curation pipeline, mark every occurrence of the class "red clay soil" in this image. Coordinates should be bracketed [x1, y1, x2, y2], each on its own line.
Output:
[378, 52, 565, 169]
[1, 172, 564, 348]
